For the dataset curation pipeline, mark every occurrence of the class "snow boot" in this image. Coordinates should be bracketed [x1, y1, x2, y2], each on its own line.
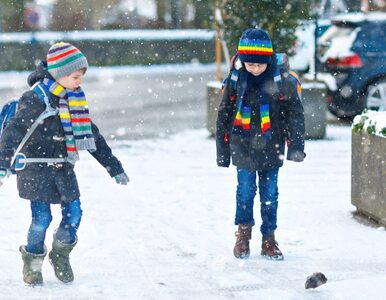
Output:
[48, 236, 77, 283]
[261, 232, 284, 261]
[233, 224, 252, 259]
[19, 245, 46, 285]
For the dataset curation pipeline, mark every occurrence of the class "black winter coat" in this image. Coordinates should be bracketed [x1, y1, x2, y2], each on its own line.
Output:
[216, 56, 305, 171]
[0, 63, 125, 203]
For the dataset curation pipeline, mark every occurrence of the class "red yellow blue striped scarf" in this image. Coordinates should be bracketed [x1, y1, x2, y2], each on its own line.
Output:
[43, 78, 96, 164]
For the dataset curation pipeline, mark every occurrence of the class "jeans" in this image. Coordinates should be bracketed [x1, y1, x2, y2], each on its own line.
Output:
[26, 199, 82, 254]
[235, 168, 279, 238]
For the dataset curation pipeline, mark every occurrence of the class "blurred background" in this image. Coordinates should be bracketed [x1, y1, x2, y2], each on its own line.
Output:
[1, 0, 385, 70]
[0, 0, 386, 139]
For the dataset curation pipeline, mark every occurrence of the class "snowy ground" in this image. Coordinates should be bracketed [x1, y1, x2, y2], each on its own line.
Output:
[0, 123, 386, 299]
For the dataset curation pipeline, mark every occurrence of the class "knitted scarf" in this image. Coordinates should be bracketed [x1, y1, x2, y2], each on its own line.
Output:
[42, 78, 96, 164]
[233, 70, 272, 142]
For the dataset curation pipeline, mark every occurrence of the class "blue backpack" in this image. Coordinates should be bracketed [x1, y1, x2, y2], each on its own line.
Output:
[0, 99, 18, 137]
[0, 82, 57, 170]
[0, 82, 53, 135]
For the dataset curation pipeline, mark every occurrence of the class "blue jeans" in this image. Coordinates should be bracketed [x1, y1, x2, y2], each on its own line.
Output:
[235, 168, 279, 238]
[26, 199, 82, 254]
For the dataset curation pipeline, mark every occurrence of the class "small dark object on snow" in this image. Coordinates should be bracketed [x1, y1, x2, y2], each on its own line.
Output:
[305, 272, 327, 289]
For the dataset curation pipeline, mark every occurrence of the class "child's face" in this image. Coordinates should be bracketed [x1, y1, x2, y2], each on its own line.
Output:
[244, 62, 268, 76]
[56, 69, 85, 91]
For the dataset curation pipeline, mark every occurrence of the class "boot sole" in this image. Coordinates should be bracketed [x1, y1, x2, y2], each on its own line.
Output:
[234, 250, 250, 259]
[261, 252, 284, 261]
[24, 281, 43, 286]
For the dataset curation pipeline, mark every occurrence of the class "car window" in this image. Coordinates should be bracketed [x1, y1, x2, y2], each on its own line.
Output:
[354, 23, 386, 52]
[318, 25, 355, 45]
[317, 25, 358, 59]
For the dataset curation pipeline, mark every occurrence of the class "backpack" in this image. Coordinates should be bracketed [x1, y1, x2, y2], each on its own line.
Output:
[225, 52, 302, 102]
[0, 82, 58, 170]
[223, 53, 302, 142]
[0, 99, 19, 136]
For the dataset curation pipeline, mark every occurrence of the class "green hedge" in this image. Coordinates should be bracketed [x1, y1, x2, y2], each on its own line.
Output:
[0, 34, 216, 71]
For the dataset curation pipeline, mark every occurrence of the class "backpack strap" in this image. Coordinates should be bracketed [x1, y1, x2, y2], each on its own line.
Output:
[289, 70, 302, 98]
[226, 52, 302, 102]
[31, 82, 51, 107]
[10, 82, 58, 167]
[227, 55, 243, 101]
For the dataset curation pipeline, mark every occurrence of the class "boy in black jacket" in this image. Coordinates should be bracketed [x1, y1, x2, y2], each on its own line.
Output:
[216, 29, 305, 261]
[0, 42, 129, 285]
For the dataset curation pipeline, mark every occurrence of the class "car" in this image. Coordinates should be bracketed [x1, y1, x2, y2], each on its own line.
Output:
[316, 12, 386, 118]
[289, 19, 331, 74]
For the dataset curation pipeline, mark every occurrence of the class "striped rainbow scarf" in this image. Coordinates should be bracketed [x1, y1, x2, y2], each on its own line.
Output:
[43, 78, 96, 164]
[259, 102, 271, 141]
[233, 71, 271, 142]
[234, 102, 251, 131]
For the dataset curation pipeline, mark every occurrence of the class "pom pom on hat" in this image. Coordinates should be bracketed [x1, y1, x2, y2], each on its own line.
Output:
[238, 28, 273, 64]
[47, 42, 88, 79]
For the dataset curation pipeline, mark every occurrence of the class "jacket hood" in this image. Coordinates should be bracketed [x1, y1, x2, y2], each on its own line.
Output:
[261, 52, 277, 78]
[27, 60, 54, 87]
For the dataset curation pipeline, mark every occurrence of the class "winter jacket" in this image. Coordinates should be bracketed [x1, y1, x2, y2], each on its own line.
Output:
[0, 62, 125, 203]
[216, 55, 305, 171]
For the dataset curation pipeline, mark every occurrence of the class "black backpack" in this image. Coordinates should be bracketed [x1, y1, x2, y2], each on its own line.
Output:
[225, 52, 302, 102]
[223, 53, 302, 140]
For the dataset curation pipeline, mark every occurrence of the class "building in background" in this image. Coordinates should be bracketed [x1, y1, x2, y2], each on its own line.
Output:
[0, 0, 209, 32]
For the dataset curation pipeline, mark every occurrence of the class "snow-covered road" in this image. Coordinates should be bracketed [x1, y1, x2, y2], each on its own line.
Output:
[1, 124, 385, 299]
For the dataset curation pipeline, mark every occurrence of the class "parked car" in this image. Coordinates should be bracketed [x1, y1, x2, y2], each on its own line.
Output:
[316, 12, 386, 118]
[289, 19, 331, 74]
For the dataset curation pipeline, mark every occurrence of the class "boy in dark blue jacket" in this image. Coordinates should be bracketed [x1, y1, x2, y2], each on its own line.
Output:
[216, 29, 305, 261]
[0, 42, 129, 285]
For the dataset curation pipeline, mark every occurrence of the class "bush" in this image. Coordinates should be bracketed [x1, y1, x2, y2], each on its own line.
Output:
[221, 0, 310, 53]
[352, 110, 386, 138]
[0, 30, 216, 71]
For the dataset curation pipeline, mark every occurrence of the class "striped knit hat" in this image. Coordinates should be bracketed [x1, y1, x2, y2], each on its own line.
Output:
[47, 42, 88, 79]
[238, 28, 273, 64]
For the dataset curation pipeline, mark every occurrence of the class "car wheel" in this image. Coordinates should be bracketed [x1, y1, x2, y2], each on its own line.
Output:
[365, 79, 386, 111]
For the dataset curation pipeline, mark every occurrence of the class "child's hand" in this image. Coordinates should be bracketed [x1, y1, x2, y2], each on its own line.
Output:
[0, 168, 11, 179]
[287, 150, 306, 162]
[114, 172, 129, 185]
[217, 156, 230, 168]
[0, 168, 11, 187]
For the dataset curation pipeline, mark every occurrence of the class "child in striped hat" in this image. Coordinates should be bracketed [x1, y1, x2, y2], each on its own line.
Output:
[0, 42, 129, 285]
[216, 28, 305, 262]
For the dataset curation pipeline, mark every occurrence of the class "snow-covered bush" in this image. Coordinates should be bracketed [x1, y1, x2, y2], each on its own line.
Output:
[352, 110, 386, 138]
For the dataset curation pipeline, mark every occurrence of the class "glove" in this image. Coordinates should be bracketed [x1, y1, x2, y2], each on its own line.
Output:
[217, 158, 230, 168]
[0, 168, 11, 179]
[0, 168, 11, 187]
[287, 150, 306, 162]
[217, 155, 230, 168]
[114, 172, 129, 185]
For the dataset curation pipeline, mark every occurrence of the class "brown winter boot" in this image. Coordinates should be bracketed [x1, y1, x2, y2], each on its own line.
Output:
[233, 224, 252, 259]
[261, 232, 284, 261]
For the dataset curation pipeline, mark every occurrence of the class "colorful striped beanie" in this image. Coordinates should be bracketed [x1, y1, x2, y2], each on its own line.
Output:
[47, 42, 88, 79]
[238, 28, 273, 64]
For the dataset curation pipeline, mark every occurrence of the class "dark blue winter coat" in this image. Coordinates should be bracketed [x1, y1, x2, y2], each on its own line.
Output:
[0, 62, 125, 203]
[216, 55, 305, 171]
